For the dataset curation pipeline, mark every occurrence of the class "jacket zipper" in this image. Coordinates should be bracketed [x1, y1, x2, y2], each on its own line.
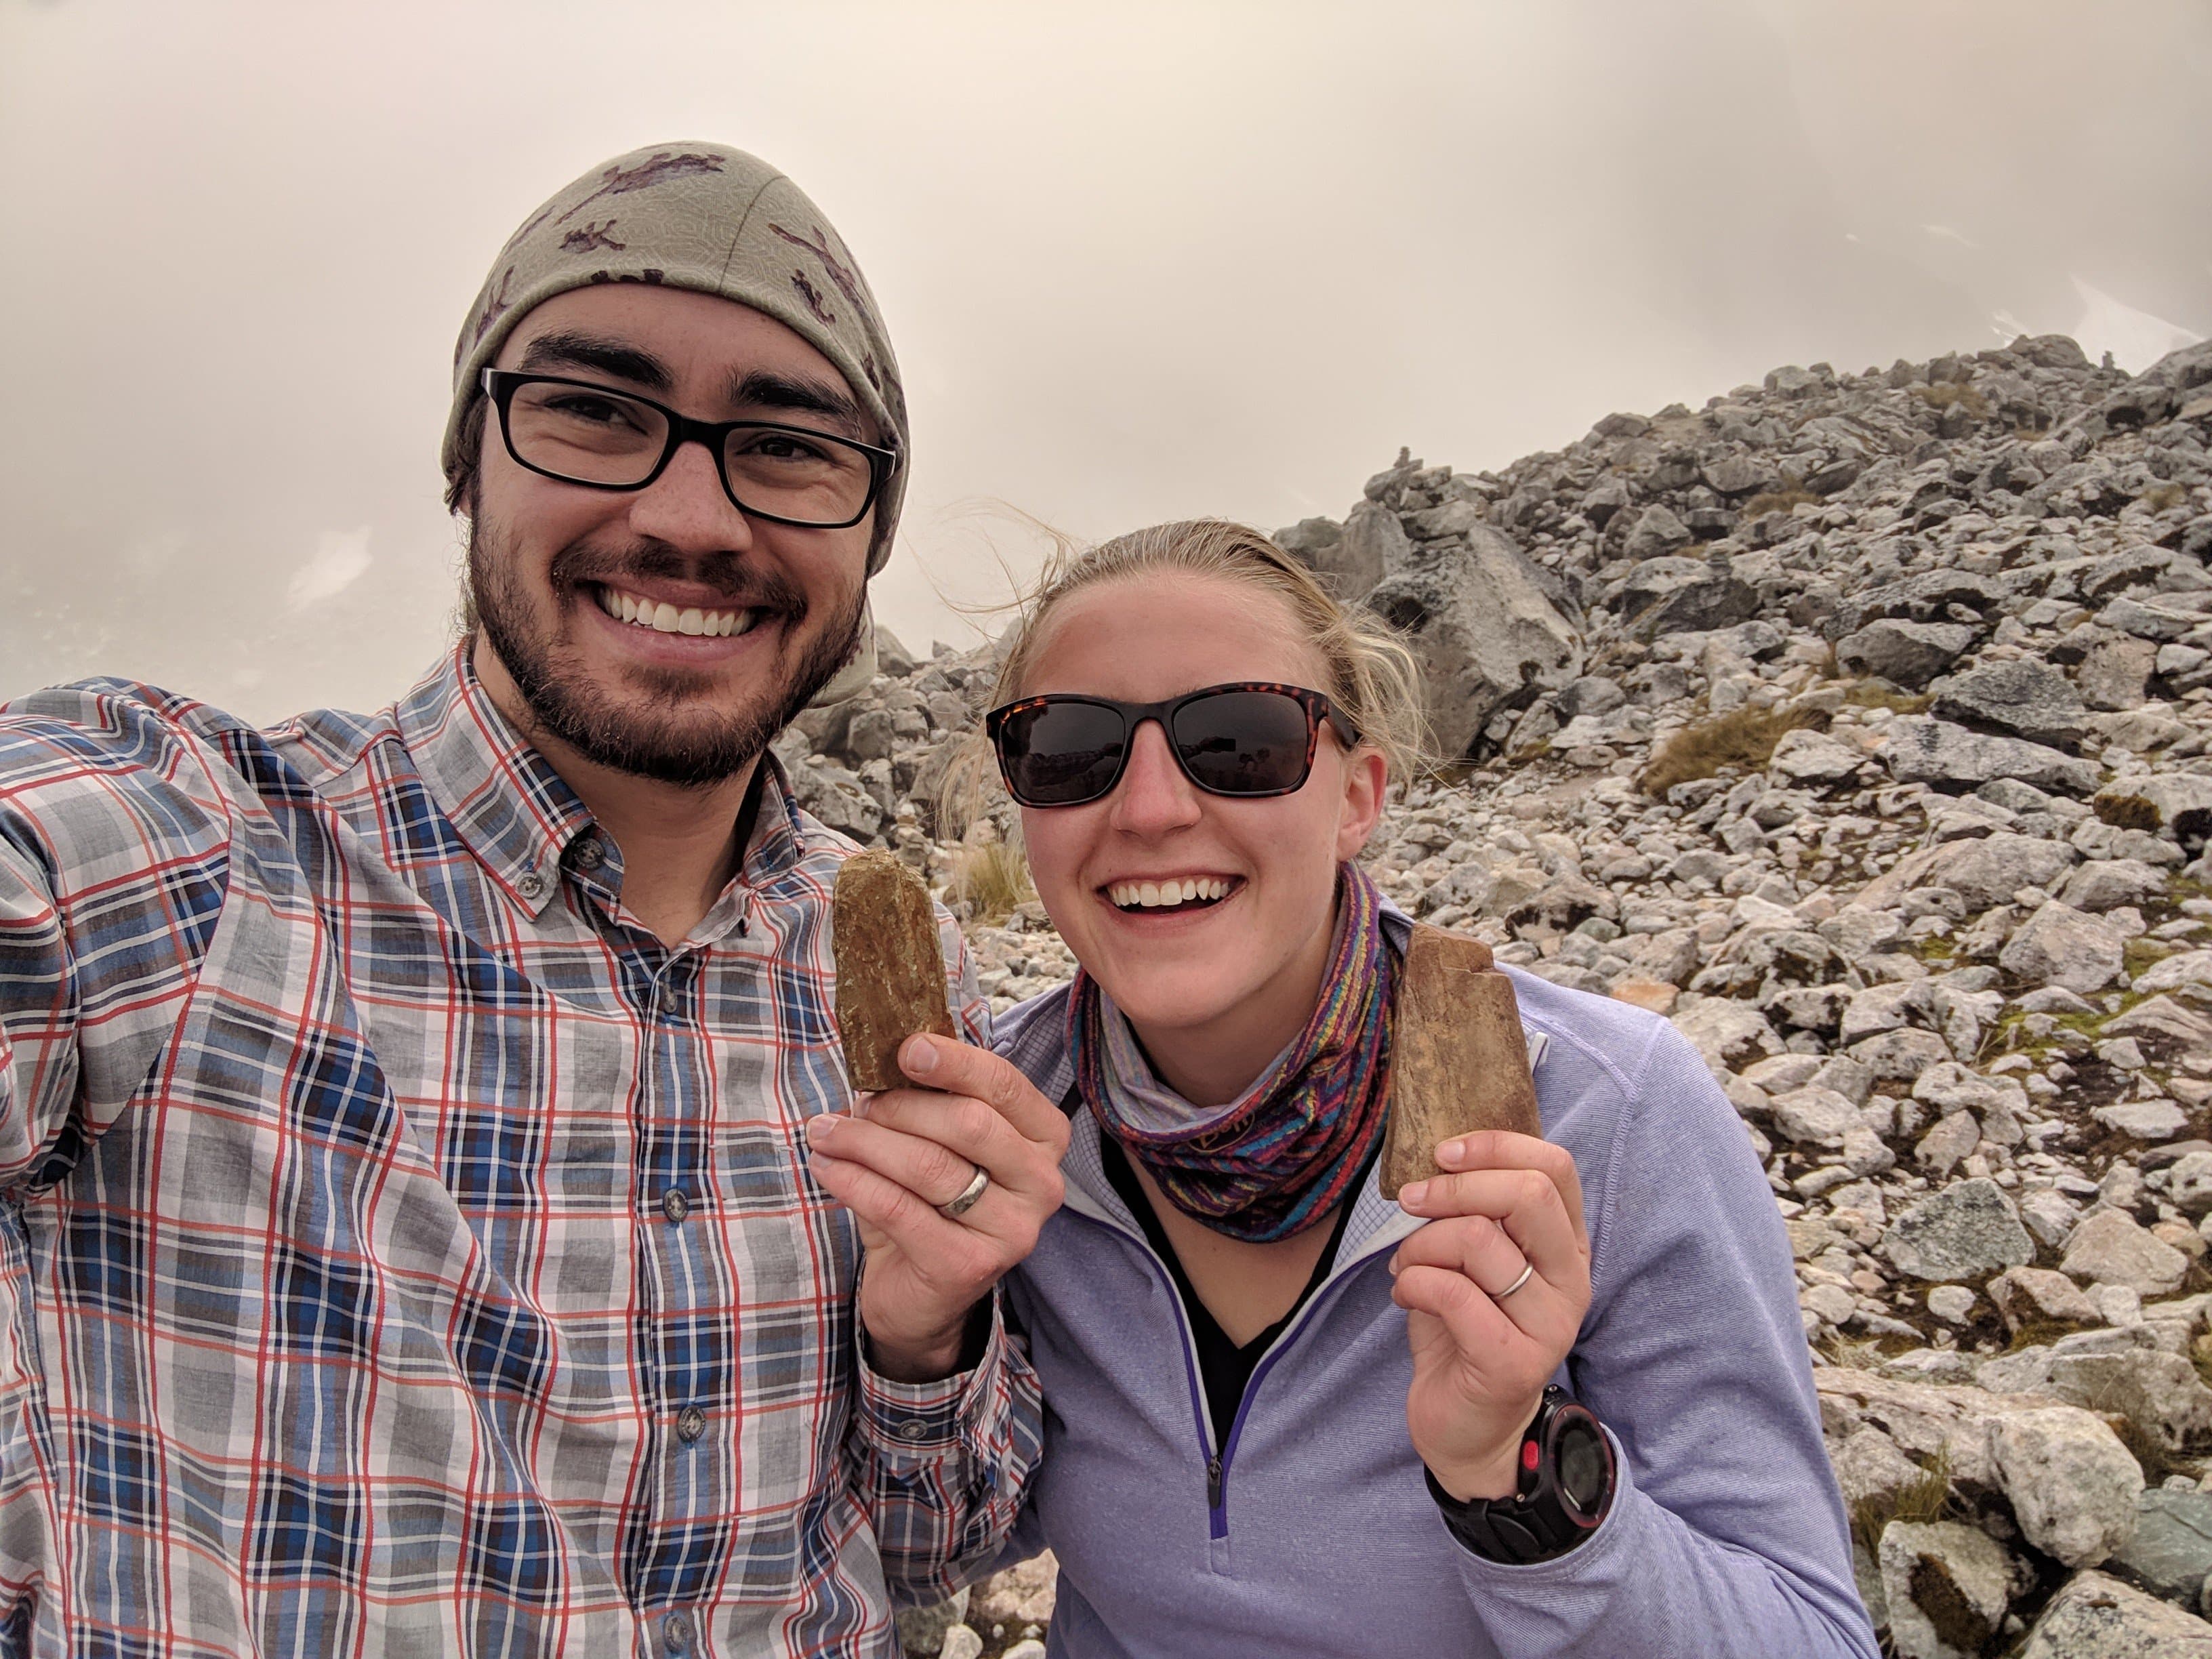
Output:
[1065, 1189, 1420, 1542]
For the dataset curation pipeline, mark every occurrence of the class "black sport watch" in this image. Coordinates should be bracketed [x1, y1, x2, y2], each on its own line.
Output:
[1425, 1385, 1616, 1563]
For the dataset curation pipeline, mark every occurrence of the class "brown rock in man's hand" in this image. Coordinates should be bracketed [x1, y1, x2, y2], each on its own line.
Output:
[833, 850, 956, 1092]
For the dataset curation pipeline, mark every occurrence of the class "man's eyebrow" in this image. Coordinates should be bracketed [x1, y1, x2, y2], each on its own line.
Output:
[729, 370, 869, 437]
[516, 332, 672, 392]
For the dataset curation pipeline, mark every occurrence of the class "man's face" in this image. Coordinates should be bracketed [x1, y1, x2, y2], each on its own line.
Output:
[467, 284, 877, 787]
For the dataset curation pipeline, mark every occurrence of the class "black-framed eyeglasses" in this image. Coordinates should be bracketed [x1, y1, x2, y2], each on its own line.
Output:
[480, 368, 897, 530]
[984, 682, 1360, 808]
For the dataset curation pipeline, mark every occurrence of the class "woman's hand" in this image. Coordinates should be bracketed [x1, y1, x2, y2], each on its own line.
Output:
[1390, 1130, 1593, 1501]
[804, 1032, 1071, 1381]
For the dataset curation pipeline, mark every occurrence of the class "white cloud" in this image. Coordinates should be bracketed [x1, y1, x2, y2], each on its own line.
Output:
[287, 527, 373, 611]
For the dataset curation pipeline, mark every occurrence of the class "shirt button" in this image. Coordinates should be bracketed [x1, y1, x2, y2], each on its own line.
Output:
[895, 1418, 932, 1441]
[661, 1187, 691, 1224]
[514, 870, 546, 901]
[661, 1609, 695, 1654]
[571, 835, 605, 870]
[676, 1405, 706, 1443]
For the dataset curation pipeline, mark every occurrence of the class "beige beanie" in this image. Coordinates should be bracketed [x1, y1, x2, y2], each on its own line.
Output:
[444, 142, 905, 700]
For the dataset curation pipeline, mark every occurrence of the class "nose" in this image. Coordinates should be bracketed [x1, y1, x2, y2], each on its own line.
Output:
[1107, 718, 1204, 836]
[623, 436, 758, 554]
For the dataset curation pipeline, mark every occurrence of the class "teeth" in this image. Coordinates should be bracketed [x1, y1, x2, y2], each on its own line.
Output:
[596, 586, 752, 638]
[1109, 878, 1232, 910]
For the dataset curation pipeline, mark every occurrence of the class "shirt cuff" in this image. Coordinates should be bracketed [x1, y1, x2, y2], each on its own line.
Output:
[852, 1290, 1011, 1467]
[1446, 1426, 1643, 1582]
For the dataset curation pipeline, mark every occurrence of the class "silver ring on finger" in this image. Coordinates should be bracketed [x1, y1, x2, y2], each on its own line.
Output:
[1494, 1260, 1536, 1300]
[939, 1164, 990, 1220]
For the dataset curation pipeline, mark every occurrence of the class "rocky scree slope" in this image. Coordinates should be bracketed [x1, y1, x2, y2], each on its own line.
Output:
[783, 333, 2212, 1659]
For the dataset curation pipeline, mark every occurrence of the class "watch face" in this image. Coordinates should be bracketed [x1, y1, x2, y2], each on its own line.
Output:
[1556, 1417, 1608, 1515]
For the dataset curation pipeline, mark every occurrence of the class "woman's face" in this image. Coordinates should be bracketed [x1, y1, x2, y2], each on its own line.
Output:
[1015, 573, 1386, 1093]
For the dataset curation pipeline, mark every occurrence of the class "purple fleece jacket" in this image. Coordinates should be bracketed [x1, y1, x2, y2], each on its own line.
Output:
[948, 905, 1879, 1659]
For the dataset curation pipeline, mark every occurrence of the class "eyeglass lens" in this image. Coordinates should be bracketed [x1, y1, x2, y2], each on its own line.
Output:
[998, 701, 1130, 806]
[998, 689, 1315, 805]
[1169, 690, 1311, 794]
[502, 380, 875, 526]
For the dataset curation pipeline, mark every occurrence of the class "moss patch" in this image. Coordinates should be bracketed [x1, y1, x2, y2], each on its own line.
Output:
[2095, 793, 2161, 833]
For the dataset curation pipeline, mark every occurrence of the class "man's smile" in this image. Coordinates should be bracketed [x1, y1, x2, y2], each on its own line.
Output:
[592, 581, 763, 638]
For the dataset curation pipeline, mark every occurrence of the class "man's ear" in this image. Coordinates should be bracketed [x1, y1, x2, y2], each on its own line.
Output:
[1334, 747, 1389, 862]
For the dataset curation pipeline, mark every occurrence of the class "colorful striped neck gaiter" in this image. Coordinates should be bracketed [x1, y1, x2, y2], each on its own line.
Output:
[1069, 863, 1396, 1243]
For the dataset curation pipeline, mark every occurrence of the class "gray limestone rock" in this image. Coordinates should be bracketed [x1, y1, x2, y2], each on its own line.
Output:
[2058, 859, 2171, 914]
[1933, 659, 2089, 751]
[1364, 527, 1582, 758]
[2042, 1351, 2212, 1457]
[1999, 900, 2127, 994]
[1768, 727, 1868, 785]
[1879, 717, 2102, 795]
[1882, 1179, 2035, 1284]
[2020, 1569, 2212, 1657]
[1622, 504, 1694, 561]
[1771, 1085, 1862, 1147]
[2168, 1152, 2212, 1220]
[1671, 998, 1782, 1074]
[2110, 1488, 2212, 1609]
[2062, 1210, 2190, 1297]
[1990, 1406, 2144, 1569]
[1988, 1267, 2101, 1333]
[1835, 619, 1976, 689]
[2078, 634, 2161, 712]
[1336, 499, 1412, 598]
[1878, 1520, 2015, 1659]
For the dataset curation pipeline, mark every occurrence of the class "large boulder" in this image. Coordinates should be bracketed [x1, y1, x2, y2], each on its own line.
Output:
[1989, 1408, 2144, 1568]
[1837, 619, 1975, 689]
[1364, 527, 1583, 758]
[2062, 1210, 2191, 1296]
[1671, 997, 1782, 1075]
[1933, 659, 2090, 750]
[1878, 1520, 2015, 1659]
[1333, 501, 1410, 600]
[2020, 1569, 2212, 1656]
[1856, 832, 2081, 914]
[1622, 504, 1694, 560]
[1999, 900, 2128, 993]
[2109, 1488, 2212, 1609]
[1879, 717, 2101, 795]
[2043, 1350, 2212, 1456]
[1835, 570, 2006, 637]
[1882, 1179, 2036, 1284]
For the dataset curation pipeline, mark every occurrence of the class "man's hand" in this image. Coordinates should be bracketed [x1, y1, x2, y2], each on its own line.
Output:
[804, 1032, 1070, 1382]
[1389, 1130, 1593, 1501]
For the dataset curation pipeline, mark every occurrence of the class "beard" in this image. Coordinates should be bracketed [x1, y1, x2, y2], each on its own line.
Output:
[466, 514, 865, 788]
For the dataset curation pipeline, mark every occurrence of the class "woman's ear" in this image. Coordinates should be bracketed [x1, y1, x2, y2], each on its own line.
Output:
[1334, 747, 1389, 862]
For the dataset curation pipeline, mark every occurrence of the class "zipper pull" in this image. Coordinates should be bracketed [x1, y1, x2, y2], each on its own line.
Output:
[1206, 1456, 1224, 1511]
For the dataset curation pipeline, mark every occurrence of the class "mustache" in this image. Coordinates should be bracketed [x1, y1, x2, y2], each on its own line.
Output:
[547, 541, 810, 617]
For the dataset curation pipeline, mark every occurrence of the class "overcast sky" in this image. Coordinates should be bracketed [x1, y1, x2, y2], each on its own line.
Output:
[3, 0, 2207, 722]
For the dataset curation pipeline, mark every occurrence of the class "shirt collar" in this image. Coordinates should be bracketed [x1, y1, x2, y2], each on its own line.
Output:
[398, 643, 821, 925]
[396, 645, 598, 919]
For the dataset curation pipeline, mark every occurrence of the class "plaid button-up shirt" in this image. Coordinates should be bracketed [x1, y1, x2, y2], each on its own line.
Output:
[0, 648, 1041, 1657]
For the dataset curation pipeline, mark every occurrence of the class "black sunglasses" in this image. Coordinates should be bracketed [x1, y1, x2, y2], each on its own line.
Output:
[984, 682, 1359, 808]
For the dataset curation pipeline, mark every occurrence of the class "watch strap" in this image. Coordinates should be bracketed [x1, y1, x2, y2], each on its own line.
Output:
[1425, 1387, 1614, 1563]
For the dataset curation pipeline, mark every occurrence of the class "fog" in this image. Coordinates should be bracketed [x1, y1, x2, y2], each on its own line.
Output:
[2, 0, 2207, 722]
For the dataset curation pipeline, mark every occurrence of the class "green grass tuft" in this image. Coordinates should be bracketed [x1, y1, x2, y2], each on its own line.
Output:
[1639, 704, 1826, 799]
[949, 842, 1034, 927]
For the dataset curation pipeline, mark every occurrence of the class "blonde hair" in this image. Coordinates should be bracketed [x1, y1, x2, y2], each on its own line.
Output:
[939, 518, 1429, 840]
